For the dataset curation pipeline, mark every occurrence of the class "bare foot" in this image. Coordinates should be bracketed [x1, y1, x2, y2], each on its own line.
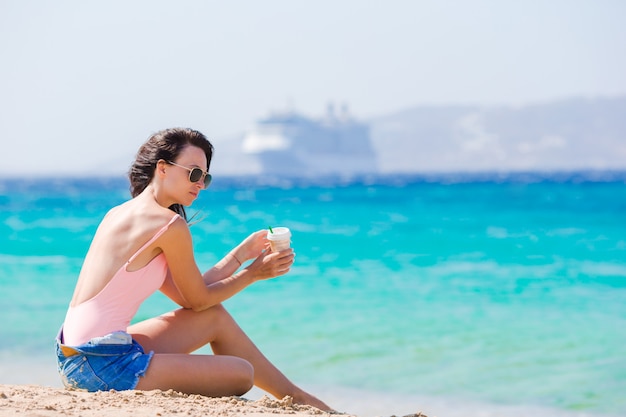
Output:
[291, 389, 334, 412]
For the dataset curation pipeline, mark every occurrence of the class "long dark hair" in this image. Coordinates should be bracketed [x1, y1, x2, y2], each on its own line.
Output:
[129, 127, 214, 221]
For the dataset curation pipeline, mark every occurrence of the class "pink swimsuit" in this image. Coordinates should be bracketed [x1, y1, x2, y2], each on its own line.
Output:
[63, 214, 180, 346]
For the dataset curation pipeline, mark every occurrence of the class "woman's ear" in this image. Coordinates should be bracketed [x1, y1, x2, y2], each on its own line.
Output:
[156, 159, 168, 179]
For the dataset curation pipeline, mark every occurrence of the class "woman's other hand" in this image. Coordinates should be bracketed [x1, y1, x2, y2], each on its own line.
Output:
[246, 248, 295, 281]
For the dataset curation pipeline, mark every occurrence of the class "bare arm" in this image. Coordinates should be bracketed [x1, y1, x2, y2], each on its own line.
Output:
[160, 221, 293, 311]
[159, 270, 192, 308]
[202, 230, 269, 285]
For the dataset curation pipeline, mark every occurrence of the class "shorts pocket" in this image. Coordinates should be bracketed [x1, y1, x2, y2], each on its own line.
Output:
[59, 355, 108, 392]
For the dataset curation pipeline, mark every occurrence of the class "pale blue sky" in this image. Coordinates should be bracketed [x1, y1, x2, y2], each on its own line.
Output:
[1, 0, 625, 176]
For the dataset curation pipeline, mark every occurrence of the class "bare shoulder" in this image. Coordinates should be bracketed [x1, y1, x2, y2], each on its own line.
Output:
[97, 200, 181, 242]
[160, 213, 191, 242]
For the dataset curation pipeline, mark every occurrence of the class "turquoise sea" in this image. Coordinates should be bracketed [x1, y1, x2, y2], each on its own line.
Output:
[1, 172, 625, 417]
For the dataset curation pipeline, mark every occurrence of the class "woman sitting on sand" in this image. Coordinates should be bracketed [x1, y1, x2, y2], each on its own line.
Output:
[56, 127, 330, 411]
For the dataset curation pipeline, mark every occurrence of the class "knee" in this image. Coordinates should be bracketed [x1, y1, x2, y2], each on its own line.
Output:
[188, 303, 230, 325]
[204, 303, 229, 321]
[233, 359, 254, 395]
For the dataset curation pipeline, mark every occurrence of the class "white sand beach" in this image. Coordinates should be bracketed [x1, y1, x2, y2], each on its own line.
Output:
[0, 384, 428, 417]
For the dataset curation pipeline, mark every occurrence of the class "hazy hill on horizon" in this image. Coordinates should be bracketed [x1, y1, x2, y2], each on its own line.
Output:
[370, 96, 626, 174]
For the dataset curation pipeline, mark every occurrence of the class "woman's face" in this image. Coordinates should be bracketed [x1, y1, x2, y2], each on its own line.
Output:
[165, 145, 209, 206]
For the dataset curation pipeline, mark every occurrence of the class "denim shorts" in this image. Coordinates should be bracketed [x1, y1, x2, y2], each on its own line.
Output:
[55, 328, 154, 392]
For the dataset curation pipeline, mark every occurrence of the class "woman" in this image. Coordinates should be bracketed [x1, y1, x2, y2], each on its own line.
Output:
[56, 127, 330, 411]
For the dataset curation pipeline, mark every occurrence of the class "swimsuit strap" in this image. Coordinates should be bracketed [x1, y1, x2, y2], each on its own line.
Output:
[127, 214, 180, 264]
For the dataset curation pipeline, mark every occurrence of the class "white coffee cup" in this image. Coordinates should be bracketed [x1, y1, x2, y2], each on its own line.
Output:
[267, 227, 291, 252]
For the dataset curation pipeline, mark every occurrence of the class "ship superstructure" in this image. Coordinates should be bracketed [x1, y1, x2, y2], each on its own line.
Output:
[242, 104, 377, 177]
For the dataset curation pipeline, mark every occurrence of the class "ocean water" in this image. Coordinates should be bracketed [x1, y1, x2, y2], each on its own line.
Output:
[1, 172, 625, 417]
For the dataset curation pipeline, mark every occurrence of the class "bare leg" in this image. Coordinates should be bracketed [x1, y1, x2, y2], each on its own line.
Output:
[128, 304, 331, 411]
[133, 352, 253, 397]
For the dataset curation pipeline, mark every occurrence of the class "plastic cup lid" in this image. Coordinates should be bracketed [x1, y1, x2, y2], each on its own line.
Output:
[267, 227, 291, 240]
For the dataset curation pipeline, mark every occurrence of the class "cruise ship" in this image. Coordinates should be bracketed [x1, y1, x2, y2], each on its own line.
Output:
[241, 104, 377, 177]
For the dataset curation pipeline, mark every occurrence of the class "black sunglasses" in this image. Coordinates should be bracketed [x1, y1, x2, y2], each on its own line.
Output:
[167, 161, 212, 187]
